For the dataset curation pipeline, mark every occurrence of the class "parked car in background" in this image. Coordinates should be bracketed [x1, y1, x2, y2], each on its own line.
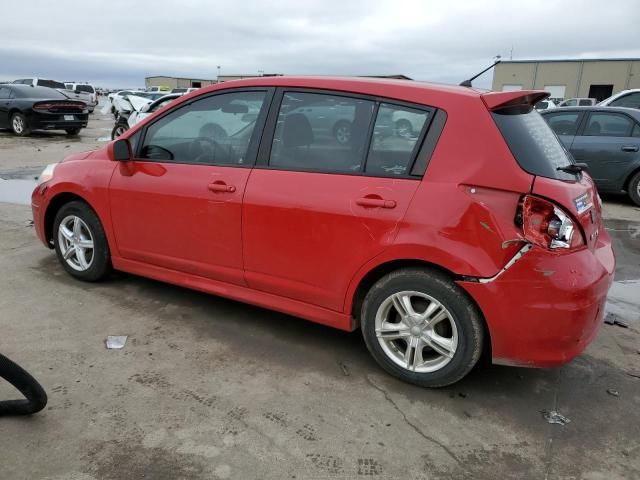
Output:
[598, 89, 640, 109]
[541, 106, 640, 205]
[12, 78, 96, 112]
[171, 87, 199, 94]
[147, 85, 171, 93]
[64, 83, 98, 110]
[111, 93, 182, 139]
[0, 84, 88, 136]
[557, 97, 596, 107]
[31, 78, 614, 387]
[534, 98, 557, 111]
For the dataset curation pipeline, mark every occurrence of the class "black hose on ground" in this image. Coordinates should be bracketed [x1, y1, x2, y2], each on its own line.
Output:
[0, 353, 47, 416]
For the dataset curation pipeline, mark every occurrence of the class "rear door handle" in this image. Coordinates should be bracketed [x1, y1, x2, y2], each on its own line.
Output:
[621, 145, 639, 152]
[356, 197, 396, 209]
[208, 181, 236, 193]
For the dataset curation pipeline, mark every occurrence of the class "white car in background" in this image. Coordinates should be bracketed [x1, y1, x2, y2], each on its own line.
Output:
[127, 93, 182, 127]
[598, 89, 640, 109]
[534, 98, 557, 111]
[557, 97, 596, 107]
[64, 83, 98, 109]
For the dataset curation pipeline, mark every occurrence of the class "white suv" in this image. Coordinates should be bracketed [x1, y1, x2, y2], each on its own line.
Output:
[65, 83, 98, 110]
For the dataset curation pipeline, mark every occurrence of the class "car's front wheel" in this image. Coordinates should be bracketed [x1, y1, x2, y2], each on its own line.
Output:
[53, 201, 111, 282]
[65, 128, 81, 136]
[361, 268, 484, 387]
[333, 120, 352, 144]
[11, 113, 31, 136]
[628, 170, 640, 207]
[111, 124, 129, 140]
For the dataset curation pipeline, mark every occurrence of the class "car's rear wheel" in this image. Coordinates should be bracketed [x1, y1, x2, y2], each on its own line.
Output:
[11, 113, 30, 136]
[53, 201, 111, 282]
[361, 268, 484, 387]
[65, 128, 81, 136]
[628, 170, 640, 207]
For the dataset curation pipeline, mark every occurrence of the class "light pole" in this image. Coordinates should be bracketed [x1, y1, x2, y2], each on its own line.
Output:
[217, 65, 221, 82]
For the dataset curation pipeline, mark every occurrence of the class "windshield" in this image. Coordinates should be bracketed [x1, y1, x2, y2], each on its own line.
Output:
[492, 108, 576, 181]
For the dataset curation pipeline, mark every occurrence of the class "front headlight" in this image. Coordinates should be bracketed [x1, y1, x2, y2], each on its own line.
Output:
[37, 163, 58, 185]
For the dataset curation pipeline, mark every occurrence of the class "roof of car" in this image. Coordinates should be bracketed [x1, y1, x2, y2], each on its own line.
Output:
[540, 106, 640, 119]
[196, 76, 485, 107]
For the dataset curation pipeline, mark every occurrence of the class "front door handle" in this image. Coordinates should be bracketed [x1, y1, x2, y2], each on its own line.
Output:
[621, 145, 639, 152]
[356, 197, 396, 209]
[208, 181, 236, 193]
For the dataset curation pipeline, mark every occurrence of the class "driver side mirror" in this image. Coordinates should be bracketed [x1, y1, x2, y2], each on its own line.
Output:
[140, 103, 151, 113]
[113, 139, 132, 161]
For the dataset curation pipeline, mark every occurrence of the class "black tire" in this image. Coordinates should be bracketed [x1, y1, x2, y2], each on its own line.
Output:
[395, 119, 414, 138]
[111, 123, 129, 140]
[53, 201, 112, 282]
[65, 127, 81, 136]
[0, 353, 47, 416]
[10, 112, 31, 136]
[361, 268, 484, 387]
[333, 120, 352, 144]
[628, 170, 640, 206]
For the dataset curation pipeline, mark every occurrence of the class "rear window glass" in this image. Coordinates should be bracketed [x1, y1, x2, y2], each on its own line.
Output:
[76, 85, 94, 93]
[492, 109, 575, 180]
[13, 86, 66, 99]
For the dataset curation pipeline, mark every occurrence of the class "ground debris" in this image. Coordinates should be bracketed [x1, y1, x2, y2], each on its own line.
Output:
[338, 361, 350, 376]
[604, 313, 629, 328]
[629, 371, 640, 379]
[105, 335, 128, 349]
[607, 388, 620, 397]
[541, 410, 571, 425]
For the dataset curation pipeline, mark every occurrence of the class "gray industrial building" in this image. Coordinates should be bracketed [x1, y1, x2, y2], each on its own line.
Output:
[144, 76, 216, 89]
[492, 58, 640, 102]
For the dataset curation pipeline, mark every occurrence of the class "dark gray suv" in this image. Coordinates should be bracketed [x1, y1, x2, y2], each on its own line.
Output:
[541, 106, 640, 205]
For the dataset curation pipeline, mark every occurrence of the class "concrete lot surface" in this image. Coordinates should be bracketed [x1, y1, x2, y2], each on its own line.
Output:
[0, 109, 639, 479]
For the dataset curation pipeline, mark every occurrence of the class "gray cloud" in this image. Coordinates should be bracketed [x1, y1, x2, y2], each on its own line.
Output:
[1, 0, 639, 88]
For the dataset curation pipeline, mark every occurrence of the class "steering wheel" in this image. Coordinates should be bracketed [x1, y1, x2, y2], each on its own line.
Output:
[188, 136, 225, 164]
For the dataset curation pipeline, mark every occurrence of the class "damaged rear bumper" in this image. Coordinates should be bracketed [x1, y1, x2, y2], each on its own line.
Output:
[458, 235, 615, 367]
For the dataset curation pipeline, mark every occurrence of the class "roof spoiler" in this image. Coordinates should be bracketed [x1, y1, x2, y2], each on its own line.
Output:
[481, 91, 549, 111]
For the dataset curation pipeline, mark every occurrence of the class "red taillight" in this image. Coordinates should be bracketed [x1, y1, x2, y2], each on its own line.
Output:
[520, 195, 584, 250]
[33, 102, 85, 112]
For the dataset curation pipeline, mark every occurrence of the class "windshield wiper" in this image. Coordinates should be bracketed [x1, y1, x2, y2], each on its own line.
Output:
[557, 163, 588, 174]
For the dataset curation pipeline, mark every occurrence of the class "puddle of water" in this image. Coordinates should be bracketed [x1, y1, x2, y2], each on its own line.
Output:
[0, 178, 38, 205]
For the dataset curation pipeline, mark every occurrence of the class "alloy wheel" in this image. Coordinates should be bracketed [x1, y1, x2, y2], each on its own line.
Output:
[12, 116, 24, 134]
[57, 215, 95, 272]
[374, 291, 458, 373]
[335, 124, 351, 144]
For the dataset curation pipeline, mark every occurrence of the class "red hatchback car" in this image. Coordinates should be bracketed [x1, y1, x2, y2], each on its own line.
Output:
[31, 77, 615, 387]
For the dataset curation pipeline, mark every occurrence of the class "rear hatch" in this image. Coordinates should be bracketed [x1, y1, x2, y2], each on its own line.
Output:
[483, 91, 602, 251]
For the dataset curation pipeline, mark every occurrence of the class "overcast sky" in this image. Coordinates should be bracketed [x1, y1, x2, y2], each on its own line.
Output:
[1, 0, 639, 89]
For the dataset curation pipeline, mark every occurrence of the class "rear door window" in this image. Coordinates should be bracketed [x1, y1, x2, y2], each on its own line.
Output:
[269, 92, 375, 173]
[491, 109, 575, 180]
[584, 113, 633, 137]
[544, 112, 582, 136]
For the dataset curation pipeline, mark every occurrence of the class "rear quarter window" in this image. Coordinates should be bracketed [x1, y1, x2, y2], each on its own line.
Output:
[491, 109, 575, 181]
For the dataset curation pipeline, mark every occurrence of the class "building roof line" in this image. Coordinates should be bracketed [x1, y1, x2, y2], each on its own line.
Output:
[500, 58, 640, 64]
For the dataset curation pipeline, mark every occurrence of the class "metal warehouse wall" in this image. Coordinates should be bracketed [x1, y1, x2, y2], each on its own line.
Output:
[492, 59, 640, 101]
